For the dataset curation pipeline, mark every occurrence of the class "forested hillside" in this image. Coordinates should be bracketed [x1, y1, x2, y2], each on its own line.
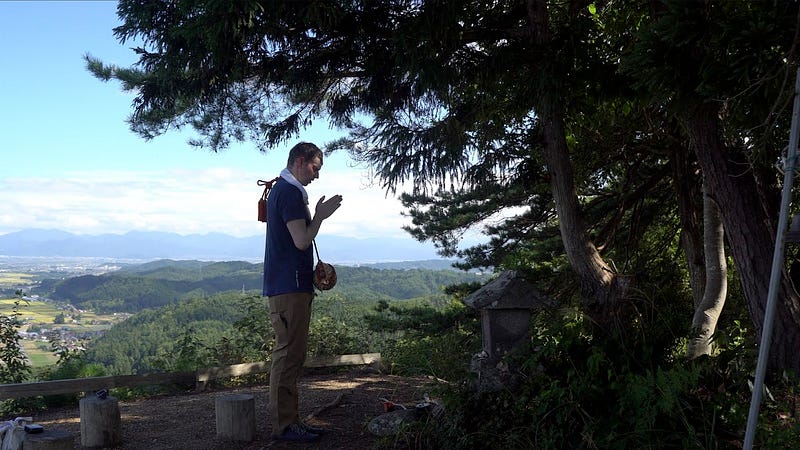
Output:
[37, 260, 485, 313]
[84, 292, 245, 375]
[82, 289, 403, 375]
[19, 259, 485, 374]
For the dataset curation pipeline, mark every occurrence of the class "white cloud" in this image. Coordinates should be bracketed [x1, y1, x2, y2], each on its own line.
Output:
[308, 169, 412, 239]
[0, 166, 414, 239]
[0, 2, 426, 244]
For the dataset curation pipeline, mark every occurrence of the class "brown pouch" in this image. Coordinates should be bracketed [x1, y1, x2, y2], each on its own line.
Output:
[312, 240, 337, 290]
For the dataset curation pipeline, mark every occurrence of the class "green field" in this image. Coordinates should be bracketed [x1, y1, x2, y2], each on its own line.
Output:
[1, 297, 56, 324]
[0, 298, 122, 331]
[22, 340, 58, 366]
[0, 272, 35, 287]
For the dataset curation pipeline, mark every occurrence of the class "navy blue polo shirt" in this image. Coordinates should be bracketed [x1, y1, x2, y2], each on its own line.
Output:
[262, 178, 313, 296]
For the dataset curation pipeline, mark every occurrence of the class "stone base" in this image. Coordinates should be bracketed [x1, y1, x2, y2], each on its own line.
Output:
[470, 352, 523, 393]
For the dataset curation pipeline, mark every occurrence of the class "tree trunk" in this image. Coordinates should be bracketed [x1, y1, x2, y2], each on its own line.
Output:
[687, 190, 727, 358]
[540, 112, 616, 303]
[529, 0, 623, 329]
[672, 144, 705, 306]
[686, 102, 800, 373]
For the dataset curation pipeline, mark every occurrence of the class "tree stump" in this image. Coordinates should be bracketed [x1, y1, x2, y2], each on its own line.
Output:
[22, 429, 73, 450]
[79, 395, 121, 448]
[215, 393, 256, 441]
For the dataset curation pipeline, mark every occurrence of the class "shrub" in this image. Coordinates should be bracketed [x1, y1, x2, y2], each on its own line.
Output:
[0, 292, 32, 415]
[365, 298, 479, 379]
[416, 306, 796, 450]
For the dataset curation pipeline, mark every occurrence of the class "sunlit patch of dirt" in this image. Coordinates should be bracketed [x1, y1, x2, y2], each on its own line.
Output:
[29, 368, 438, 449]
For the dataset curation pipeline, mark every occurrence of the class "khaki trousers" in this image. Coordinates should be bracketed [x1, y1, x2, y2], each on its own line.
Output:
[268, 292, 313, 434]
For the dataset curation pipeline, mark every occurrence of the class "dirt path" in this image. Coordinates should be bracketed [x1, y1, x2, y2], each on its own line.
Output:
[27, 368, 438, 449]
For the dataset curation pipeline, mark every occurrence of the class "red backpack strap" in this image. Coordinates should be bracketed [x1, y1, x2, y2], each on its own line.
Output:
[257, 176, 280, 222]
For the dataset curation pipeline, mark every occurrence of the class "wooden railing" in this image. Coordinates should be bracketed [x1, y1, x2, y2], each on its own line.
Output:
[0, 353, 381, 400]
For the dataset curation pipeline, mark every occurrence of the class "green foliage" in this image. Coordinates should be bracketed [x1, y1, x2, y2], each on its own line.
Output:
[67, 260, 481, 375]
[81, 282, 481, 383]
[46, 261, 264, 313]
[306, 293, 368, 356]
[84, 292, 247, 374]
[0, 292, 30, 384]
[333, 266, 483, 301]
[0, 292, 32, 415]
[36, 342, 107, 408]
[756, 371, 800, 447]
[414, 305, 799, 450]
[307, 316, 363, 356]
[42, 260, 484, 314]
[156, 328, 215, 373]
[383, 328, 476, 382]
[365, 298, 478, 380]
[230, 294, 273, 362]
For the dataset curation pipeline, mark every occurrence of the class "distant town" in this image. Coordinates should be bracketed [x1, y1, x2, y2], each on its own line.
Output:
[17, 293, 129, 351]
[1, 259, 134, 366]
[0, 255, 135, 277]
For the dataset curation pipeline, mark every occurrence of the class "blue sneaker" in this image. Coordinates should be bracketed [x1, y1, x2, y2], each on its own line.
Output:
[299, 421, 327, 435]
[273, 423, 320, 442]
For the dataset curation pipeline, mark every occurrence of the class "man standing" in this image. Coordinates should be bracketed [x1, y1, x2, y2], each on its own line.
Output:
[263, 142, 342, 442]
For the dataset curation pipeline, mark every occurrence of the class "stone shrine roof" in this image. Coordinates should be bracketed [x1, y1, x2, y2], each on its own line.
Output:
[464, 270, 554, 310]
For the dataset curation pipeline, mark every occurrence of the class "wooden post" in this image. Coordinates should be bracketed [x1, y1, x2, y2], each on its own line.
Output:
[22, 429, 73, 450]
[79, 395, 121, 448]
[215, 393, 255, 441]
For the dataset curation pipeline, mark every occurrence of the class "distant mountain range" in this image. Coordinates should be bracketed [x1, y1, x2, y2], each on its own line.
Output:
[0, 229, 444, 263]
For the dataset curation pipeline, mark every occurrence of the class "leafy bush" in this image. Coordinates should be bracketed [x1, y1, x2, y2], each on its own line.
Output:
[0, 293, 31, 384]
[0, 292, 32, 415]
[307, 316, 364, 356]
[364, 298, 479, 380]
[230, 294, 274, 362]
[85, 293, 248, 373]
[415, 306, 798, 450]
[36, 342, 107, 408]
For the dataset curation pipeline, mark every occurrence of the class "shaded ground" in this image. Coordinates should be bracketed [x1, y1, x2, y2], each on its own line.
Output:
[27, 367, 439, 449]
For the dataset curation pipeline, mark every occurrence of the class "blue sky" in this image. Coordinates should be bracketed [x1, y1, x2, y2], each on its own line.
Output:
[0, 1, 428, 244]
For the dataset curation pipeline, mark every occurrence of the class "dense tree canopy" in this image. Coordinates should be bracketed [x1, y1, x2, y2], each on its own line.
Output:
[89, 0, 800, 372]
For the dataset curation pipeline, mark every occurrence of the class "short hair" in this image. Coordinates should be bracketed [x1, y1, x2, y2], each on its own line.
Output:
[287, 142, 323, 165]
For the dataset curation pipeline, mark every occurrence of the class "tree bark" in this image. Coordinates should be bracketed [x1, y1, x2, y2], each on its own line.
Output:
[672, 144, 705, 307]
[686, 102, 800, 373]
[540, 112, 616, 298]
[687, 190, 727, 358]
[529, 0, 624, 329]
